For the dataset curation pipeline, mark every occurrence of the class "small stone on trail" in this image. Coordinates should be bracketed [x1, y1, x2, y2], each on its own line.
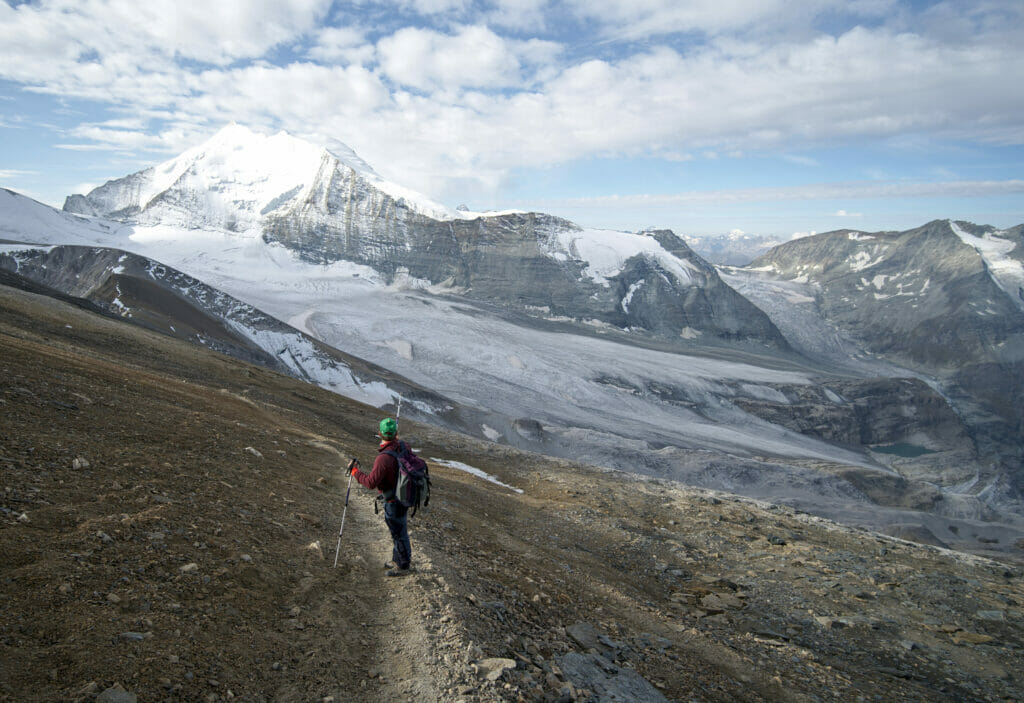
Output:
[106, 593, 121, 604]
[95, 684, 136, 703]
[17, 512, 29, 523]
[244, 447, 263, 459]
[975, 610, 1004, 621]
[952, 631, 995, 645]
[72, 457, 90, 470]
[566, 622, 601, 650]
[240, 554, 252, 562]
[179, 563, 199, 573]
[76, 682, 99, 696]
[478, 658, 517, 682]
[814, 616, 845, 629]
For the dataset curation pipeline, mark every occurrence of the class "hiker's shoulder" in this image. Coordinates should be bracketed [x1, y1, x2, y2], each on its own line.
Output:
[375, 442, 401, 461]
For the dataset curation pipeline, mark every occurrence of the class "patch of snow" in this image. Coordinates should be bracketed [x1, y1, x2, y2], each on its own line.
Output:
[824, 389, 844, 404]
[431, 458, 524, 494]
[542, 227, 699, 287]
[288, 309, 317, 336]
[740, 384, 789, 404]
[109, 284, 128, 314]
[783, 290, 815, 304]
[680, 327, 702, 339]
[385, 339, 414, 360]
[850, 249, 885, 272]
[621, 280, 644, 312]
[848, 232, 874, 241]
[389, 267, 433, 290]
[949, 221, 1024, 312]
[225, 320, 398, 409]
[481, 425, 503, 442]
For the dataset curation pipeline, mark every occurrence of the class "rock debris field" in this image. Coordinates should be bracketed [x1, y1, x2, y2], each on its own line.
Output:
[1, 281, 1023, 702]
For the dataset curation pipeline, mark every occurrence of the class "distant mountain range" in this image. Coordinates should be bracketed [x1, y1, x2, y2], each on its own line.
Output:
[3, 124, 1023, 547]
[683, 231, 785, 266]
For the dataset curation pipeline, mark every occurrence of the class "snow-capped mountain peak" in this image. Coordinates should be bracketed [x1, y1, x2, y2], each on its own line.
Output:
[63, 123, 463, 227]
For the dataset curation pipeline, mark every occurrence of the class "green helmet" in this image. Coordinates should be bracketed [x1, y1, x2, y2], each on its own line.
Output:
[379, 417, 398, 438]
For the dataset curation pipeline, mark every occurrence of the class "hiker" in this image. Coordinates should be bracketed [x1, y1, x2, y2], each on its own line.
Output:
[350, 417, 412, 576]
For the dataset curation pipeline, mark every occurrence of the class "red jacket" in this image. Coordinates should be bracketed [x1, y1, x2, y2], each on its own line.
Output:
[354, 439, 400, 496]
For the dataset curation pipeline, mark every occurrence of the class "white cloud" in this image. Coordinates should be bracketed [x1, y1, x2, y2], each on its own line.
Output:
[377, 25, 524, 90]
[486, 0, 551, 30]
[399, 0, 470, 14]
[1, 0, 1022, 211]
[0, 0, 332, 69]
[564, 0, 843, 40]
[541, 180, 1024, 208]
[307, 26, 374, 64]
[189, 63, 391, 127]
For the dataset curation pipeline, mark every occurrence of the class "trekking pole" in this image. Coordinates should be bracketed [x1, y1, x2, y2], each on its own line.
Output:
[333, 458, 357, 568]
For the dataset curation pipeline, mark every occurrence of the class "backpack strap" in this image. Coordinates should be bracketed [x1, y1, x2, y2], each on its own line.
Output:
[380, 449, 402, 501]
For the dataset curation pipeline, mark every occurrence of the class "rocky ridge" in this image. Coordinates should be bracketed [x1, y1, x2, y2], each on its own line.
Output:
[2, 263, 1023, 702]
[61, 125, 788, 350]
[748, 221, 1024, 369]
[741, 220, 1024, 512]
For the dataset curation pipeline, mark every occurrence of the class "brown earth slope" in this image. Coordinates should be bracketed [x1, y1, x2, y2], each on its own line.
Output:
[1, 281, 1022, 703]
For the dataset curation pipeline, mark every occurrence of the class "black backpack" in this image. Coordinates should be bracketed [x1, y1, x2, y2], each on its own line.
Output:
[383, 441, 431, 516]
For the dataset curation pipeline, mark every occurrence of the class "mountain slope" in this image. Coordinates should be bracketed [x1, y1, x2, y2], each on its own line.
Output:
[62, 124, 787, 350]
[734, 220, 1024, 507]
[0, 243, 456, 424]
[2, 275, 1023, 703]
[748, 220, 1024, 368]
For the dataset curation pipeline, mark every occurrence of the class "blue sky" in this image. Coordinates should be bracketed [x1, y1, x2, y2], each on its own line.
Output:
[1, 0, 1023, 238]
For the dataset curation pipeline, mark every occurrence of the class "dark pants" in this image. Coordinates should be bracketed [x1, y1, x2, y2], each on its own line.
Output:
[384, 500, 411, 569]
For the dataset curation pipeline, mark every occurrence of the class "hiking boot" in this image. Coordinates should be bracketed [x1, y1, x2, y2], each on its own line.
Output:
[382, 561, 396, 570]
[386, 567, 412, 577]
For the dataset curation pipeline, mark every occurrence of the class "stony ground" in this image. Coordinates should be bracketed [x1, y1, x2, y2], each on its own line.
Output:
[1, 281, 1023, 703]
